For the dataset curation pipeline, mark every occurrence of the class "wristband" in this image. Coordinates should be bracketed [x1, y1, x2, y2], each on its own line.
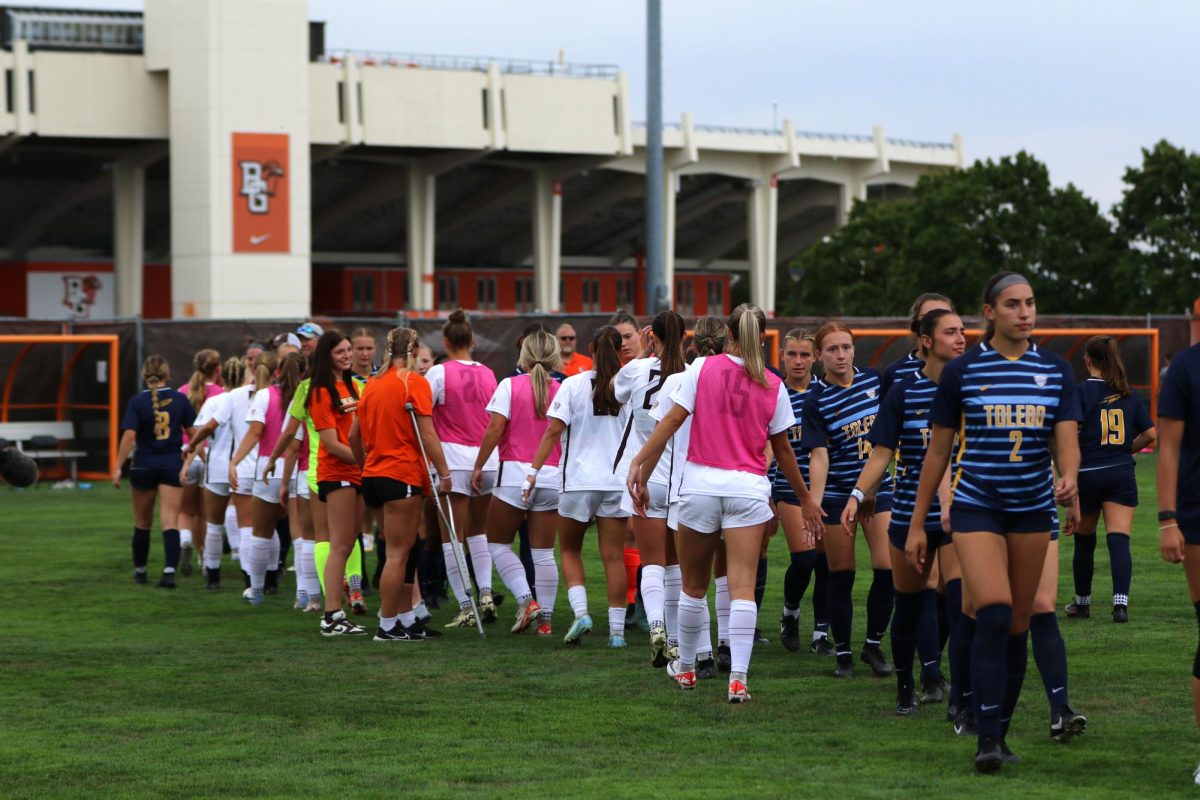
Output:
[849, 487, 865, 503]
[1159, 510, 1177, 522]
[526, 467, 539, 478]
[1161, 523, 1180, 532]
[438, 474, 451, 481]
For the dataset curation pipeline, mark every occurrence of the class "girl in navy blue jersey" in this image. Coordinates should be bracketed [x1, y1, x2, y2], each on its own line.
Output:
[909, 271, 1081, 773]
[879, 293, 955, 399]
[803, 322, 894, 679]
[1067, 336, 1156, 623]
[843, 308, 965, 715]
[113, 355, 198, 588]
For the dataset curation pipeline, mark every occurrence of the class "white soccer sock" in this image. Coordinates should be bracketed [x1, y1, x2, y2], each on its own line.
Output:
[664, 564, 682, 646]
[532, 548, 558, 621]
[640, 564, 666, 630]
[715, 575, 731, 645]
[729, 598, 758, 675]
[697, 598, 712, 659]
[224, 504, 239, 537]
[398, 610, 416, 627]
[293, 541, 308, 597]
[608, 606, 626, 637]
[179, 528, 193, 549]
[238, 527, 253, 566]
[380, 614, 398, 631]
[301, 539, 321, 595]
[568, 584, 589, 619]
[246, 536, 270, 591]
[442, 543, 471, 608]
[677, 592, 707, 669]
[490, 542, 532, 603]
[203, 522, 224, 569]
[467, 535, 493, 593]
[267, 532, 281, 572]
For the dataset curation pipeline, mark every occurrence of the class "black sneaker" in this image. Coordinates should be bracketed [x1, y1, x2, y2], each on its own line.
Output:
[406, 619, 441, 639]
[999, 738, 1021, 764]
[264, 570, 278, 595]
[321, 612, 366, 636]
[974, 736, 1004, 774]
[780, 614, 801, 652]
[1065, 601, 1090, 619]
[204, 567, 221, 591]
[133, 570, 148, 585]
[696, 657, 717, 679]
[753, 628, 770, 645]
[1112, 604, 1128, 624]
[1050, 705, 1087, 742]
[860, 643, 893, 676]
[895, 685, 919, 716]
[920, 673, 946, 703]
[834, 654, 855, 678]
[954, 707, 978, 736]
[374, 624, 417, 642]
[716, 644, 732, 674]
[810, 635, 834, 657]
[155, 573, 176, 589]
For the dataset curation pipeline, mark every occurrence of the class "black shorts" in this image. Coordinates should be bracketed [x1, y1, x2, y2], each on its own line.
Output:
[951, 504, 1055, 536]
[129, 456, 183, 491]
[888, 521, 948, 552]
[1180, 518, 1200, 547]
[1078, 467, 1138, 514]
[317, 480, 361, 503]
[820, 492, 894, 526]
[362, 476, 424, 508]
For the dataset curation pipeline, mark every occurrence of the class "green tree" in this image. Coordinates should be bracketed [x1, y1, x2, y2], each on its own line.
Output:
[1113, 140, 1200, 314]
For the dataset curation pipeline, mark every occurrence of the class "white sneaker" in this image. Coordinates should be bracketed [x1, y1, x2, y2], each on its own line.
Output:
[1193, 762, 1200, 786]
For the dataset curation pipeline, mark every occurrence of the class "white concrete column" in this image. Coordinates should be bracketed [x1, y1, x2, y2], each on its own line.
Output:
[532, 171, 563, 313]
[837, 172, 866, 227]
[663, 169, 677, 307]
[406, 165, 436, 311]
[747, 174, 778, 315]
[12, 39, 32, 135]
[113, 159, 145, 317]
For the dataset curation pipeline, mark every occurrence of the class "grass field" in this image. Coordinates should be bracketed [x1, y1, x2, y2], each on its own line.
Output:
[1, 456, 1197, 799]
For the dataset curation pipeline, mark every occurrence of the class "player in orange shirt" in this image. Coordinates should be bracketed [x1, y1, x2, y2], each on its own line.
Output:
[557, 323, 593, 377]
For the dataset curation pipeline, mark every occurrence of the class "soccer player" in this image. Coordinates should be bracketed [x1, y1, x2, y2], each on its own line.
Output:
[425, 310, 504, 627]
[557, 323, 593, 377]
[908, 271, 1081, 773]
[629, 304, 823, 703]
[472, 329, 563, 633]
[614, 310, 686, 663]
[351, 326, 452, 642]
[176, 348, 222, 575]
[609, 309, 644, 627]
[113, 355, 197, 587]
[879, 293, 955, 399]
[841, 309, 965, 714]
[526, 326, 629, 645]
[1067, 335, 1156, 623]
[803, 322, 894, 678]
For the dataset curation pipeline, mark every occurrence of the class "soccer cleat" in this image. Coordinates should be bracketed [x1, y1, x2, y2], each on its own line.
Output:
[810, 634, 834, 657]
[727, 679, 751, 703]
[609, 635, 627, 648]
[564, 614, 593, 644]
[349, 591, 367, 616]
[321, 612, 367, 636]
[1065, 601, 1090, 619]
[1050, 705, 1088, 742]
[245, 592, 264, 606]
[920, 673, 947, 704]
[445, 608, 477, 628]
[833, 654, 856, 679]
[650, 626, 670, 668]
[716, 644, 732, 674]
[156, 573, 176, 589]
[204, 567, 221, 591]
[479, 591, 498, 623]
[242, 587, 253, 601]
[373, 624, 418, 642]
[999, 739, 1021, 764]
[303, 598, 323, 613]
[696, 656, 717, 680]
[668, 645, 680, 661]
[293, 596, 308, 610]
[407, 618, 441, 639]
[1112, 604, 1129, 624]
[779, 614, 801, 652]
[133, 570, 148, 585]
[946, 702, 959, 723]
[974, 736, 1005, 774]
[536, 622, 553, 637]
[667, 659, 696, 690]
[180, 543, 194, 577]
[511, 600, 541, 633]
[954, 707, 978, 736]
[860, 643, 893, 676]
[895, 686, 919, 716]
[1194, 762, 1200, 787]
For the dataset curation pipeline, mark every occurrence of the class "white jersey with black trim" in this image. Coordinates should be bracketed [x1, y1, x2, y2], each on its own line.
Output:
[613, 356, 673, 487]
[195, 392, 234, 481]
[548, 370, 624, 493]
[226, 384, 257, 480]
[649, 370, 692, 503]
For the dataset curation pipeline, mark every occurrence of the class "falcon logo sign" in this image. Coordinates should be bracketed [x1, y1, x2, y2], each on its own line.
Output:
[62, 274, 102, 318]
[232, 133, 290, 253]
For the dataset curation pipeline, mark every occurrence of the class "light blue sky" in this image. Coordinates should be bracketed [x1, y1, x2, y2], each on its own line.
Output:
[25, 0, 1200, 209]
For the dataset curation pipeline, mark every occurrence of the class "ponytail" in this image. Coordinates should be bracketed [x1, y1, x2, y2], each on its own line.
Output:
[251, 352, 278, 398]
[277, 352, 304, 408]
[691, 316, 728, 359]
[652, 309, 686, 379]
[590, 326, 623, 416]
[187, 348, 221, 411]
[518, 329, 561, 418]
[220, 356, 245, 391]
[382, 327, 421, 372]
[443, 309, 473, 351]
[728, 303, 769, 388]
[1085, 335, 1130, 397]
[142, 355, 170, 416]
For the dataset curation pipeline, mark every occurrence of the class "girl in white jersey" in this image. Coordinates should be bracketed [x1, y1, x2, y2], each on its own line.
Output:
[526, 326, 629, 646]
[472, 330, 563, 634]
[629, 304, 824, 703]
[425, 310, 503, 627]
[614, 310, 687, 665]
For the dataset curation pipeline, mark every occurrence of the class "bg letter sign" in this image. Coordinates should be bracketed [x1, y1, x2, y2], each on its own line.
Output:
[232, 132, 290, 253]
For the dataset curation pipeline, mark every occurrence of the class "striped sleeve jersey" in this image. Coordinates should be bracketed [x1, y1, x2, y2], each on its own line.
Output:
[868, 371, 942, 531]
[1077, 378, 1154, 472]
[880, 350, 923, 401]
[931, 341, 1082, 515]
[770, 382, 813, 502]
[801, 366, 883, 500]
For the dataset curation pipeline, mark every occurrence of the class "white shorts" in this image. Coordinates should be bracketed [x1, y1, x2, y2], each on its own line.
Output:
[667, 502, 679, 531]
[559, 489, 628, 523]
[203, 481, 231, 498]
[451, 469, 495, 497]
[182, 457, 204, 487]
[492, 484, 559, 514]
[292, 471, 310, 500]
[676, 493, 772, 534]
[619, 483, 669, 519]
[253, 477, 284, 505]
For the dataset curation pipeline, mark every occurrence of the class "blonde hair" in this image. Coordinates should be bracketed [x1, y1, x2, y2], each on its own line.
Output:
[142, 355, 170, 415]
[518, 329, 561, 417]
[783, 327, 815, 351]
[187, 348, 221, 411]
[691, 316, 728, 358]
[382, 327, 421, 371]
[728, 303, 769, 388]
[250, 351, 278, 397]
[220, 356, 245, 390]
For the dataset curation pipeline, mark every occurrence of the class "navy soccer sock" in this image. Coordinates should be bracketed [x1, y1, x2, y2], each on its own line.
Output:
[812, 552, 831, 636]
[132, 527, 151, 569]
[916, 588, 942, 682]
[956, 611, 975, 709]
[783, 550, 816, 611]
[162, 528, 181, 571]
[944, 579, 963, 702]
[971, 604, 1012, 740]
[1001, 629, 1029, 736]
[1107, 533, 1131, 606]
[891, 590, 921, 691]
[1072, 533, 1097, 602]
[829, 570, 856, 656]
[1030, 611, 1069, 719]
[755, 557, 768, 611]
[865, 568, 894, 644]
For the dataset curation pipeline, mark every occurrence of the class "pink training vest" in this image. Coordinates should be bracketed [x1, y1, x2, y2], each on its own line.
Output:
[687, 356, 781, 475]
[499, 374, 561, 467]
[434, 361, 497, 446]
[257, 385, 285, 458]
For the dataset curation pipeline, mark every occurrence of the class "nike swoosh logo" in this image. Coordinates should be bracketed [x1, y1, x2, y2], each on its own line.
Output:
[250, 234, 271, 245]
[980, 703, 999, 712]
[915, 409, 927, 415]
[979, 385, 991, 392]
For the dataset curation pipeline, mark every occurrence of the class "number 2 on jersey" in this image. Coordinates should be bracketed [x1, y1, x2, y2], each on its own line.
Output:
[1009, 430, 1023, 462]
[1099, 408, 1125, 446]
[642, 369, 662, 410]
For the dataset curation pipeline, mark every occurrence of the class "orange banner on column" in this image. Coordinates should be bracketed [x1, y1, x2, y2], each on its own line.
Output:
[232, 132, 290, 253]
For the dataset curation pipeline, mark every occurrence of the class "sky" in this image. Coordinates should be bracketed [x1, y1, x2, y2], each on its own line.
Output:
[25, 0, 1200, 209]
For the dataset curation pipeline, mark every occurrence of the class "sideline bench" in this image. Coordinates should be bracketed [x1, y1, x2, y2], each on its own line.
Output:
[0, 421, 88, 482]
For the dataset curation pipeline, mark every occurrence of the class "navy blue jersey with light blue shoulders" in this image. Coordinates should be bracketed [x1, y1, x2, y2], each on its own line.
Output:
[801, 366, 883, 499]
[1077, 378, 1154, 472]
[931, 340, 1081, 515]
[1159, 343, 1200, 528]
[880, 350, 923, 401]
[771, 381, 814, 502]
[120, 388, 197, 460]
[868, 370, 941, 531]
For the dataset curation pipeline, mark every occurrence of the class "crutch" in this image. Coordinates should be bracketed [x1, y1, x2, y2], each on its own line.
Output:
[406, 402, 485, 638]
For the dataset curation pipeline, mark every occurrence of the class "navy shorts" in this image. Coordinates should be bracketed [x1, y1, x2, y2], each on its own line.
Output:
[362, 477, 424, 508]
[317, 480, 361, 503]
[1078, 467, 1138, 514]
[951, 504, 1055, 536]
[129, 455, 183, 491]
[1181, 518, 1200, 547]
[887, 521, 948, 552]
[820, 492, 894, 525]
